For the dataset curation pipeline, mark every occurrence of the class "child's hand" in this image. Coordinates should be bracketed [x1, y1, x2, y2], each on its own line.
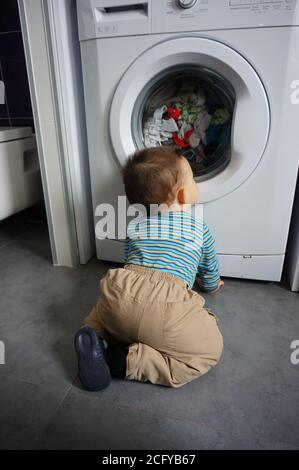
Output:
[210, 279, 224, 294]
[196, 277, 224, 294]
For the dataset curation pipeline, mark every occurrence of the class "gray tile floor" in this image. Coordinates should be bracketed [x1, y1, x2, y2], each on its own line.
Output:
[0, 209, 299, 450]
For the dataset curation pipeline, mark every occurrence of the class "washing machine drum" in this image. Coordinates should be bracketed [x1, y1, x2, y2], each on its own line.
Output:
[110, 37, 270, 202]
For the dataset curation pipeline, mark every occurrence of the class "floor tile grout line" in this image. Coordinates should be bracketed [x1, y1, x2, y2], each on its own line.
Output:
[0, 371, 77, 390]
[86, 395, 299, 449]
[34, 394, 221, 450]
[85, 395, 222, 434]
[34, 375, 79, 450]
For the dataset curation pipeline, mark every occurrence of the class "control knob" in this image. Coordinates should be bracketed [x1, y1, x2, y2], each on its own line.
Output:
[177, 0, 197, 9]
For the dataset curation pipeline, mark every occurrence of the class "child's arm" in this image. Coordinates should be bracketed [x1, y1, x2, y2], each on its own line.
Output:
[196, 222, 222, 293]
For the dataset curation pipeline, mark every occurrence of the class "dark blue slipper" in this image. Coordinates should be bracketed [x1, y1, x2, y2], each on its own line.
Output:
[74, 326, 111, 391]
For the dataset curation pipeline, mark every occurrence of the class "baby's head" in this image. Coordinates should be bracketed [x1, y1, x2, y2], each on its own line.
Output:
[122, 146, 199, 213]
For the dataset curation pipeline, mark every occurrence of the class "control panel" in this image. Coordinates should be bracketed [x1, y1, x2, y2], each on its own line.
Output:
[77, 0, 298, 41]
[152, 0, 298, 34]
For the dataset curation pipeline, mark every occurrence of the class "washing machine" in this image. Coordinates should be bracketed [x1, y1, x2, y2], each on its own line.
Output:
[77, 0, 299, 282]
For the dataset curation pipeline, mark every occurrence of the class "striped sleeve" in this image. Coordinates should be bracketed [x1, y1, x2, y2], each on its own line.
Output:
[197, 222, 220, 292]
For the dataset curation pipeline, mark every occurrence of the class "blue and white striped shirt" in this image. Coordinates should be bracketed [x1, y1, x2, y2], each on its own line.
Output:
[124, 210, 220, 291]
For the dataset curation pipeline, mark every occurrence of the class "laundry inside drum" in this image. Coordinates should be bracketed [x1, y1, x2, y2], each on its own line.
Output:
[132, 65, 235, 182]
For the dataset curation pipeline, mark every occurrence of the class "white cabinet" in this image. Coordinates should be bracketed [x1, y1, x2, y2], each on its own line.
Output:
[0, 127, 42, 221]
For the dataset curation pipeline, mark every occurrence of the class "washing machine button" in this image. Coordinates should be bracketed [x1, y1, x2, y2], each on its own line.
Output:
[177, 0, 197, 9]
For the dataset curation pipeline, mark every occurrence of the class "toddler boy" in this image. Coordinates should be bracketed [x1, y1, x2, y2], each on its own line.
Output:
[75, 146, 223, 391]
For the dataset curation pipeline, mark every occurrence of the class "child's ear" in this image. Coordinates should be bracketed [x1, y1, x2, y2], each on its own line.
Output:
[177, 187, 185, 205]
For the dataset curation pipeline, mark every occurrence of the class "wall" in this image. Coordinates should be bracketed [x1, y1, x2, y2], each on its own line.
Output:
[0, 0, 34, 129]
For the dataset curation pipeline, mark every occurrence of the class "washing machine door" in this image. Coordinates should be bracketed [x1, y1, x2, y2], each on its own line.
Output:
[110, 37, 270, 202]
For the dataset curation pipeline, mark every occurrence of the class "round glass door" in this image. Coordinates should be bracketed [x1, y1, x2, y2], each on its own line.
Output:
[131, 64, 235, 182]
[110, 37, 270, 202]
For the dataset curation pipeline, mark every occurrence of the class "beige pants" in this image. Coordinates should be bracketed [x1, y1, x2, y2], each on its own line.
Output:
[83, 264, 223, 388]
